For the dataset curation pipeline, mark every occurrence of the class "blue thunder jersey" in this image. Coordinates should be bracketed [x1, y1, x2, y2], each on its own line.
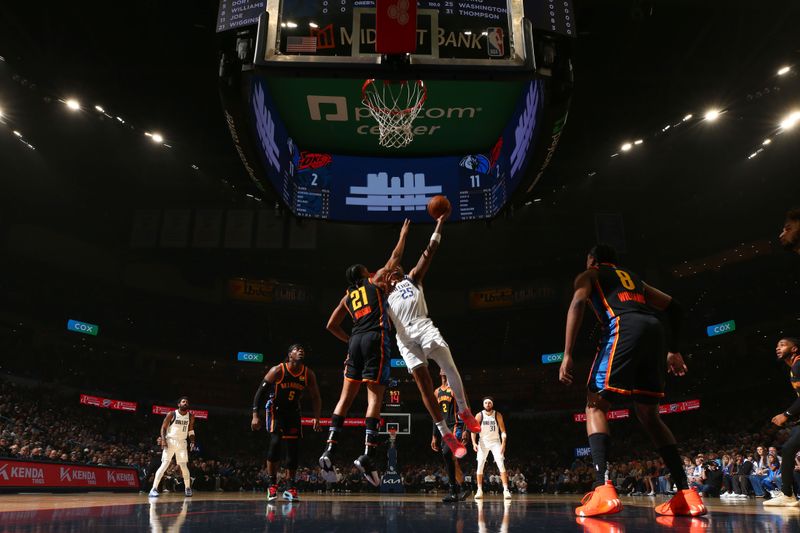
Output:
[587, 263, 652, 333]
[345, 278, 390, 336]
[266, 363, 307, 412]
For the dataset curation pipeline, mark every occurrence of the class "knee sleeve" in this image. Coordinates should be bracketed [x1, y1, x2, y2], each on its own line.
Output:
[267, 432, 283, 462]
[429, 347, 467, 412]
[285, 438, 299, 470]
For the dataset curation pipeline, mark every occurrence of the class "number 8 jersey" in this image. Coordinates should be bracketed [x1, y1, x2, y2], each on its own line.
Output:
[588, 263, 653, 332]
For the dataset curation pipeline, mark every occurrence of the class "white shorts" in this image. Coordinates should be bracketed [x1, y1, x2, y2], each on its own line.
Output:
[476, 440, 505, 473]
[162, 439, 189, 464]
[396, 325, 449, 372]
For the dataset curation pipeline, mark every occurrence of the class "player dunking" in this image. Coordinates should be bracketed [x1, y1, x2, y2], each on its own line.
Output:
[431, 370, 470, 502]
[251, 344, 322, 502]
[763, 337, 800, 507]
[321, 220, 411, 486]
[149, 396, 196, 498]
[559, 244, 704, 517]
[383, 213, 481, 457]
[471, 397, 511, 500]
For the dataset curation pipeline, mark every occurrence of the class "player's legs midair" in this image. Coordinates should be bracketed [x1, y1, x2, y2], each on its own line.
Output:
[321, 379, 362, 463]
[427, 346, 468, 412]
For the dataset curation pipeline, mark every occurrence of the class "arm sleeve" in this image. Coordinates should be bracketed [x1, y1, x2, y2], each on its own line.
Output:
[252, 381, 270, 412]
[786, 396, 800, 417]
[664, 298, 683, 352]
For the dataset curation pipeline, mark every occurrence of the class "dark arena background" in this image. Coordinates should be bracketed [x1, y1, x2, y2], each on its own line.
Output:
[1, 1, 800, 531]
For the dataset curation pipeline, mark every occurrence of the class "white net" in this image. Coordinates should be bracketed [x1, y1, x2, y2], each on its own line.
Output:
[361, 79, 427, 148]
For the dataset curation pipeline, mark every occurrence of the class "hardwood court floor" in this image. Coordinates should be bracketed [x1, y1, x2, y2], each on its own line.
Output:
[0, 492, 797, 531]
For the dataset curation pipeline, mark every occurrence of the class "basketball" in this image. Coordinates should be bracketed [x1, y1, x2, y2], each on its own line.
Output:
[427, 195, 451, 219]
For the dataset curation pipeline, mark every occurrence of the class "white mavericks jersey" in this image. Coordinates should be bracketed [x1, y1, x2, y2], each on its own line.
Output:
[479, 411, 501, 445]
[386, 276, 433, 340]
[166, 410, 190, 442]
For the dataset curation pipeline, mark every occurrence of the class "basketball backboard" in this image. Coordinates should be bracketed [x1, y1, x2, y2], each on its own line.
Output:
[263, 0, 525, 66]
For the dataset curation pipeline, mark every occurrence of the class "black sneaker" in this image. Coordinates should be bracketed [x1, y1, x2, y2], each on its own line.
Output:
[442, 484, 469, 503]
[354, 454, 380, 487]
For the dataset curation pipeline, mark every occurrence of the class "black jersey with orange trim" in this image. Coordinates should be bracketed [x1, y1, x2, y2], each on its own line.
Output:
[267, 363, 308, 412]
[435, 385, 458, 428]
[587, 264, 653, 331]
[791, 358, 800, 397]
[345, 278, 389, 336]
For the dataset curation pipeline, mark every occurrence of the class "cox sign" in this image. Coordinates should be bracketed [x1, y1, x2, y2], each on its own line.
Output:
[541, 352, 564, 364]
[67, 320, 99, 336]
[390, 359, 407, 368]
[237, 352, 264, 363]
[706, 320, 736, 337]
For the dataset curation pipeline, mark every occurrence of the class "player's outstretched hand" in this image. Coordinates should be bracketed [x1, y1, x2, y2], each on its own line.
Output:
[559, 356, 574, 385]
[431, 436, 439, 452]
[772, 413, 789, 427]
[436, 205, 452, 224]
[312, 418, 322, 432]
[189, 442, 198, 452]
[667, 352, 688, 376]
[400, 218, 411, 236]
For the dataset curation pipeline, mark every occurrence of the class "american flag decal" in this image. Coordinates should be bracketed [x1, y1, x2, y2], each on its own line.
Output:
[286, 36, 317, 53]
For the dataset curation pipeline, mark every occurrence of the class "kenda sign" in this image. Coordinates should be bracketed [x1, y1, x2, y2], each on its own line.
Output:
[706, 320, 736, 337]
[67, 319, 99, 336]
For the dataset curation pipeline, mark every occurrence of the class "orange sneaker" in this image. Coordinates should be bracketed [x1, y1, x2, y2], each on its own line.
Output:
[575, 481, 623, 517]
[654, 488, 707, 516]
[458, 409, 481, 434]
[442, 432, 467, 458]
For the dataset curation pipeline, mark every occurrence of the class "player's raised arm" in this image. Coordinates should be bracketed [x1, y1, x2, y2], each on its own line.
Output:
[373, 219, 411, 282]
[409, 209, 450, 284]
[560, 270, 594, 385]
[251, 365, 281, 430]
[326, 295, 351, 343]
[643, 283, 687, 376]
[306, 368, 323, 432]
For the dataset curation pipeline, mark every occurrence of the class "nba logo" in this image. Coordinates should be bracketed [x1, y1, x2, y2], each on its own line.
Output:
[486, 27, 505, 58]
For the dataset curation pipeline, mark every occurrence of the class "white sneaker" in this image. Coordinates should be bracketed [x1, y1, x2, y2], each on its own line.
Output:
[647, 491, 655, 496]
[736, 493, 749, 500]
[474, 489, 483, 500]
[148, 488, 159, 498]
[771, 489, 784, 499]
[503, 489, 512, 500]
[764, 494, 800, 507]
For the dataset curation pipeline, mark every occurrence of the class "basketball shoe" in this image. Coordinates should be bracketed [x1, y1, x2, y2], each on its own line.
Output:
[441, 432, 466, 458]
[283, 487, 300, 501]
[354, 454, 381, 487]
[267, 484, 279, 502]
[458, 409, 481, 434]
[575, 481, 623, 517]
[654, 488, 707, 516]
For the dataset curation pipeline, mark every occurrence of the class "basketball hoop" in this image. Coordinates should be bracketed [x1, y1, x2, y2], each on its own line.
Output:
[388, 427, 398, 445]
[361, 79, 427, 148]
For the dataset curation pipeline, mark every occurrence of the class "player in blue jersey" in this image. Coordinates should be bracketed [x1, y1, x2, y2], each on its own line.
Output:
[559, 244, 704, 518]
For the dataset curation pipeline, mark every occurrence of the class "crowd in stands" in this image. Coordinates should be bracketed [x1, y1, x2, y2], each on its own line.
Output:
[3, 374, 800, 503]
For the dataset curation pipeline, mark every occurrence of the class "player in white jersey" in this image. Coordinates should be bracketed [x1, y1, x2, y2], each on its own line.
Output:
[471, 397, 511, 500]
[149, 396, 196, 498]
[384, 211, 481, 459]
